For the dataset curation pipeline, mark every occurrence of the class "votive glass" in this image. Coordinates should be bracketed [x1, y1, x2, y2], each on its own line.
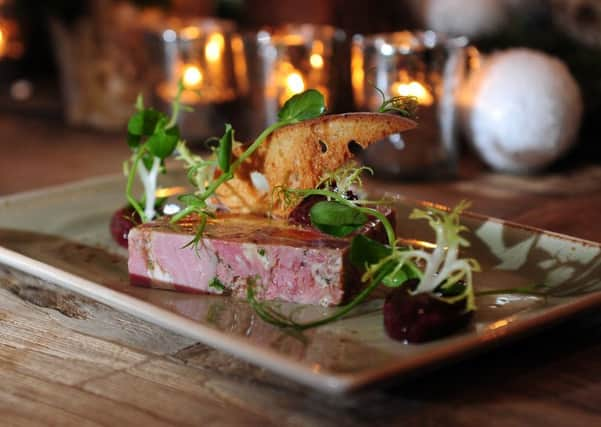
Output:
[144, 18, 240, 141]
[232, 23, 348, 141]
[352, 30, 469, 179]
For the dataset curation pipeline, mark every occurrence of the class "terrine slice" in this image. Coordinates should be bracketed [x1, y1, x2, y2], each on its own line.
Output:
[128, 213, 387, 306]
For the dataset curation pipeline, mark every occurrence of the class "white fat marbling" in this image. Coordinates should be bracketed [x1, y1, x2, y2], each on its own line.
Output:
[310, 258, 342, 289]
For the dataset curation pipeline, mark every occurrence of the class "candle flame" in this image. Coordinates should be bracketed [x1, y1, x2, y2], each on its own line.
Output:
[310, 53, 324, 69]
[277, 68, 306, 105]
[391, 80, 433, 106]
[205, 33, 224, 63]
[182, 64, 203, 88]
[286, 71, 305, 94]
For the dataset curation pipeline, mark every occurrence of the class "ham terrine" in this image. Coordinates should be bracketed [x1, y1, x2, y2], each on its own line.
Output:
[128, 213, 389, 306]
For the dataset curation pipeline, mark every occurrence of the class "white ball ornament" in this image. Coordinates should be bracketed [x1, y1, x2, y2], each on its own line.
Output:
[419, 0, 508, 39]
[464, 49, 583, 173]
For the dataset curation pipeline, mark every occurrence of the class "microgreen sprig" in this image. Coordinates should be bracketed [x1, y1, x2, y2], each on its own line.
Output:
[317, 162, 373, 196]
[374, 85, 419, 118]
[124, 81, 190, 222]
[249, 167, 481, 331]
[170, 89, 327, 226]
[247, 266, 393, 331]
[278, 186, 397, 243]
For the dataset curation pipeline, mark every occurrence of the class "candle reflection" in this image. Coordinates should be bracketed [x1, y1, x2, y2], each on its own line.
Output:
[236, 24, 345, 139]
[205, 32, 224, 63]
[0, 26, 5, 57]
[352, 31, 468, 179]
[390, 71, 434, 106]
[149, 18, 238, 140]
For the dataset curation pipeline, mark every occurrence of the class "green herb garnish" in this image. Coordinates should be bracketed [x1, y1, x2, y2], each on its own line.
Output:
[373, 84, 419, 118]
[170, 89, 326, 229]
[249, 165, 481, 331]
[124, 82, 190, 222]
[309, 201, 369, 237]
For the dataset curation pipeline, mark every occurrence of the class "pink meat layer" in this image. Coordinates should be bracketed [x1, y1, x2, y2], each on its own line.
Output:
[128, 213, 388, 306]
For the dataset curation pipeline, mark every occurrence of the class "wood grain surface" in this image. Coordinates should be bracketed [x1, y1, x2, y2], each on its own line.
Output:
[2, 115, 601, 426]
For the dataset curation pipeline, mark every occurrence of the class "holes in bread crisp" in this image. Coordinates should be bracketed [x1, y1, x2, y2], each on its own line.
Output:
[318, 140, 328, 153]
[347, 140, 363, 155]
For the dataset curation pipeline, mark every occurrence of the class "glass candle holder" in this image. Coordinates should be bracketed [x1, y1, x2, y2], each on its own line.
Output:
[232, 24, 347, 141]
[144, 18, 240, 141]
[352, 31, 469, 179]
[0, 16, 23, 60]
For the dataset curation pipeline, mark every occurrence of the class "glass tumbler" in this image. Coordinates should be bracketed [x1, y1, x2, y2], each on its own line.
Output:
[232, 23, 348, 141]
[144, 18, 240, 141]
[352, 31, 469, 179]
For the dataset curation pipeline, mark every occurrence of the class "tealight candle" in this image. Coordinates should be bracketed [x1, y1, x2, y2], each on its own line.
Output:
[390, 75, 434, 106]
[352, 31, 469, 179]
[233, 24, 346, 140]
[182, 63, 203, 89]
[147, 18, 239, 141]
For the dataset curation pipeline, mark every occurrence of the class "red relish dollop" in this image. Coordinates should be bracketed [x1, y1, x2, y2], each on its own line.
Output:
[383, 280, 472, 343]
[110, 206, 141, 248]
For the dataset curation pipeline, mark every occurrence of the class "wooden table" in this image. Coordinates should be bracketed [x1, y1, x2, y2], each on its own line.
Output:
[2, 115, 601, 426]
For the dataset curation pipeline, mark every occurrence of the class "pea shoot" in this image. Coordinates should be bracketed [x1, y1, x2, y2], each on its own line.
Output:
[170, 89, 327, 228]
[124, 81, 190, 222]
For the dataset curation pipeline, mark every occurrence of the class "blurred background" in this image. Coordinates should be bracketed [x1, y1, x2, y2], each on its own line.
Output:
[1, 0, 600, 179]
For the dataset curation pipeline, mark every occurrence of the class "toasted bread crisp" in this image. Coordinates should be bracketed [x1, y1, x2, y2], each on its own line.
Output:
[216, 112, 416, 217]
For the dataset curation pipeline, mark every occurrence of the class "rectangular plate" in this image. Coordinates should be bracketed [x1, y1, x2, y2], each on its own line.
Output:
[1, 175, 601, 394]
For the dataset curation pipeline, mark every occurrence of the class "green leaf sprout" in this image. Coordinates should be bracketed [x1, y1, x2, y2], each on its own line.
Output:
[217, 123, 234, 173]
[309, 201, 369, 237]
[374, 85, 419, 118]
[278, 89, 326, 122]
[171, 89, 327, 228]
[124, 82, 187, 222]
[247, 165, 480, 332]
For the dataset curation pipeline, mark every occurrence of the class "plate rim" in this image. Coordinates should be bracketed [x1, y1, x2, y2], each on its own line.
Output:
[2, 174, 601, 394]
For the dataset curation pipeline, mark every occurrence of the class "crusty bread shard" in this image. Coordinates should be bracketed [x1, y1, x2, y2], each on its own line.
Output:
[216, 112, 416, 217]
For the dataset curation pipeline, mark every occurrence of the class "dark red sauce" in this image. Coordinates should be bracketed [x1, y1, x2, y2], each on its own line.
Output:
[110, 206, 141, 248]
[383, 280, 472, 343]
